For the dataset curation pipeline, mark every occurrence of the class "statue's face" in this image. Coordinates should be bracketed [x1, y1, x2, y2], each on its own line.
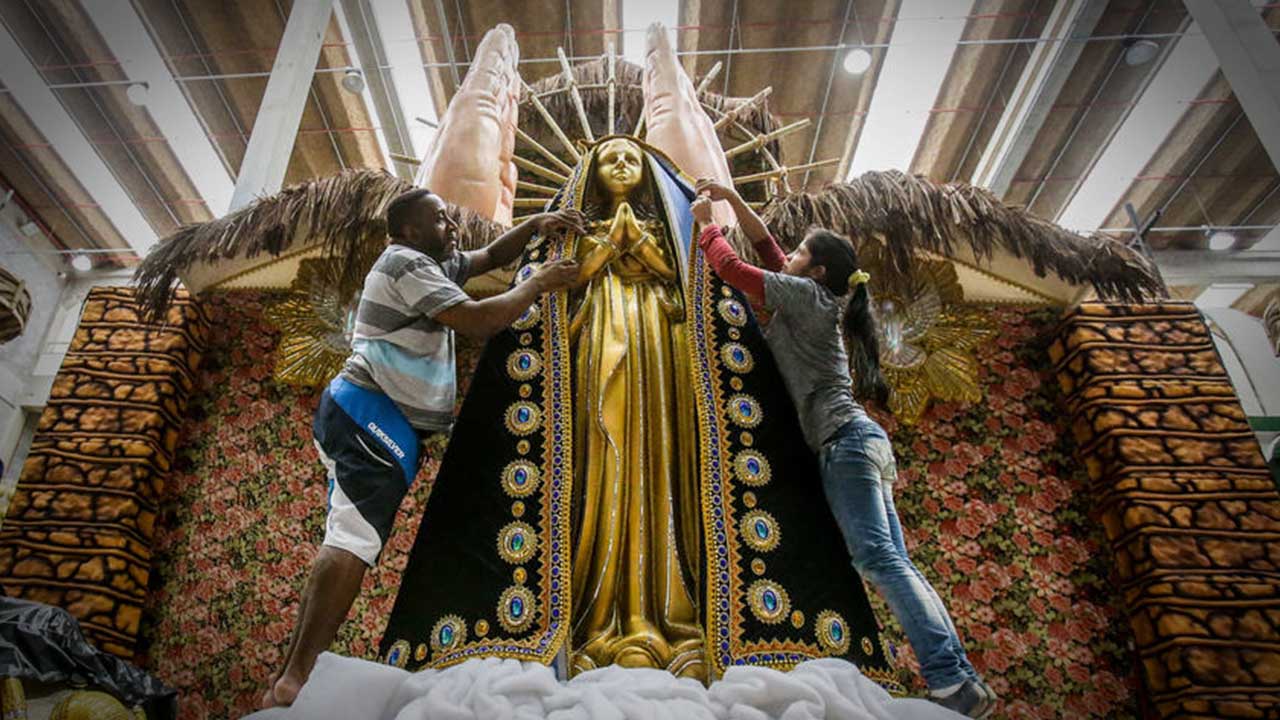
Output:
[595, 139, 643, 196]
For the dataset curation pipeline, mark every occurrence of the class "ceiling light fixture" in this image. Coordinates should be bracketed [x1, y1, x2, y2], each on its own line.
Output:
[1123, 39, 1159, 67]
[1208, 230, 1237, 251]
[843, 48, 872, 75]
[125, 82, 149, 106]
[70, 253, 93, 272]
[341, 69, 365, 94]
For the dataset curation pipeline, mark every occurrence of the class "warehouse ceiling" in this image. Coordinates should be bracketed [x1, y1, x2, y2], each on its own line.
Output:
[0, 0, 1276, 313]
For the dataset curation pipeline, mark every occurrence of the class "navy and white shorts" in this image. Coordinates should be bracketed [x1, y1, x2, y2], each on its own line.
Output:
[313, 377, 421, 567]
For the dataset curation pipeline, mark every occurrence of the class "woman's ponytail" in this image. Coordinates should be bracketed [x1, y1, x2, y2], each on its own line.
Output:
[804, 230, 890, 407]
[843, 282, 890, 406]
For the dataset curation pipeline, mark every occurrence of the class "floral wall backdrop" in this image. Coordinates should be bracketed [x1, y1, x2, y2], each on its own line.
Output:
[138, 293, 1139, 719]
[869, 306, 1140, 718]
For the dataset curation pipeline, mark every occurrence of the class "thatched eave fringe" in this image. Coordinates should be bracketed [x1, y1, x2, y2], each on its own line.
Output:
[728, 170, 1165, 303]
[132, 169, 503, 321]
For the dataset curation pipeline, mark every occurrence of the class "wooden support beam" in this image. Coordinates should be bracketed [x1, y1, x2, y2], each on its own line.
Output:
[0, 22, 157, 252]
[518, 180, 559, 196]
[970, 0, 1108, 197]
[515, 127, 575, 175]
[558, 47, 594, 143]
[607, 42, 616, 136]
[1184, 0, 1280, 173]
[514, 197, 553, 209]
[513, 155, 569, 184]
[522, 80, 581, 163]
[733, 158, 840, 185]
[713, 87, 772, 131]
[230, 0, 336, 210]
[696, 61, 723, 95]
[87, 0, 235, 214]
[1153, 249, 1280, 284]
[724, 119, 811, 160]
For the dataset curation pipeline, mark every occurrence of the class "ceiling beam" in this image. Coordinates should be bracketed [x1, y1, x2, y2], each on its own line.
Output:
[845, 0, 973, 178]
[367, 0, 439, 160]
[1183, 0, 1280, 174]
[1055, 21, 1218, 234]
[0, 22, 157, 254]
[1153, 249, 1280, 284]
[82, 0, 235, 216]
[333, 1, 399, 176]
[969, 0, 1107, 197]
[229, 0, 335, 211]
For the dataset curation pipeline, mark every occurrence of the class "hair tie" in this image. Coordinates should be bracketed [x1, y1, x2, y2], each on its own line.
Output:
[848, 269, 871, 290]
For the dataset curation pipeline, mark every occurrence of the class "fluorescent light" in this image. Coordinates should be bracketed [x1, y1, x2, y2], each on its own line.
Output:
[341, 70, 365, 94]
[1208, 230, 1236, 250]
[843, 48, 872, 75]
[125, 82, 149, 106]
[1123, 39, 1160, 66]
[622, 0, 680, 65]
[846, 0, 973, 178]
[70, 254, 93, 272]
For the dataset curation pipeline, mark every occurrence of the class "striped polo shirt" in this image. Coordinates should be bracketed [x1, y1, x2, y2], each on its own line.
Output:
[338, 244, 472, 432]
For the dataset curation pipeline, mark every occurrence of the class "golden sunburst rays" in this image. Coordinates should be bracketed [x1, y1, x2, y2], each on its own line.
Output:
[264, 255, 371, 387]
[507, 45, 839, 222]
[868, 257, 996, 424]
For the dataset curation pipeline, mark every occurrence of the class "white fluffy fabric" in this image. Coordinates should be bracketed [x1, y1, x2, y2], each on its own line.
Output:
[245, 653, 961, 720]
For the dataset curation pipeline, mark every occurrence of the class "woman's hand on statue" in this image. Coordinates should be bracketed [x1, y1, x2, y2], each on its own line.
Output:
[532, 209, 589, 238]
[691, 196, 714, 226]
[531, 259, 581, 292]
[694, 178, 737, 203]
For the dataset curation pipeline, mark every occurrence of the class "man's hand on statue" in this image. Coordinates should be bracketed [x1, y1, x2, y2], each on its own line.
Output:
[694, 178, 737, 203]
[532, 259, 581, 292]
[532, 209, 589, 238]
[691, 196, 714, 225]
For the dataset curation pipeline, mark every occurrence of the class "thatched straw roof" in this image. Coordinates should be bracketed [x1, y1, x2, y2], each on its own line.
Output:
[731, 170, 1164, 303]
[133, 170, 501, 320]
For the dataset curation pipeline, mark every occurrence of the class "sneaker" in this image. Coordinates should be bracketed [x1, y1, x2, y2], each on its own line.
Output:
[928, 679, 991, 718]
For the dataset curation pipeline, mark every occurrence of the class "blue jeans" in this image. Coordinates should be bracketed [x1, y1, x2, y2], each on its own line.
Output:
[819, 415, 978, 690]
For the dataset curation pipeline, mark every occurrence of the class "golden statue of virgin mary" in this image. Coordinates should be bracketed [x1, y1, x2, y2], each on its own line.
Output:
[567, 136, 703, 677]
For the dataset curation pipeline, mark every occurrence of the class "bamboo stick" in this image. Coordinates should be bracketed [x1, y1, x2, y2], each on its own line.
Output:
[515, 127, 574, 175]
[713, 87, 773, 131]
[558, 47, 594, 143]
[522, 80, 581, 163]
[606, 42, 616, 136]
[388, 152, 421, 166]
[518, 180, 560, 196]
[695, 61, 723, 95]
[732, 158, 840, 185]
[724, 119, 811, 159]
[513, 155, 569, 184]
[514, 197, 552, 208]
[700, 100, 790, 192]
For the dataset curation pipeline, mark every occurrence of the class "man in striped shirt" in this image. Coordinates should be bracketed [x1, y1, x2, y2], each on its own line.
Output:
[264, 188, 583, 708]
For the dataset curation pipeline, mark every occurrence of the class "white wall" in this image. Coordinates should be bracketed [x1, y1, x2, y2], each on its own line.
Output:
[0, 206, 132, 514]
[0, 207, 66, 480]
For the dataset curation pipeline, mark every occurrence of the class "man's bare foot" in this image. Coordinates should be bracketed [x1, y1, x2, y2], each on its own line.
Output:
[260, 674, 303, 709]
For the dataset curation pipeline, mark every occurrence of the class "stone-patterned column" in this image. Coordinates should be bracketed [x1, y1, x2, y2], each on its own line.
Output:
[0, 288, 207, 659]
[1051, 302, 1280, 718]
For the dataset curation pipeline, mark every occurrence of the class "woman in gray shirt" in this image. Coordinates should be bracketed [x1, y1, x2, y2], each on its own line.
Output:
[692, 180, 994, 718]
